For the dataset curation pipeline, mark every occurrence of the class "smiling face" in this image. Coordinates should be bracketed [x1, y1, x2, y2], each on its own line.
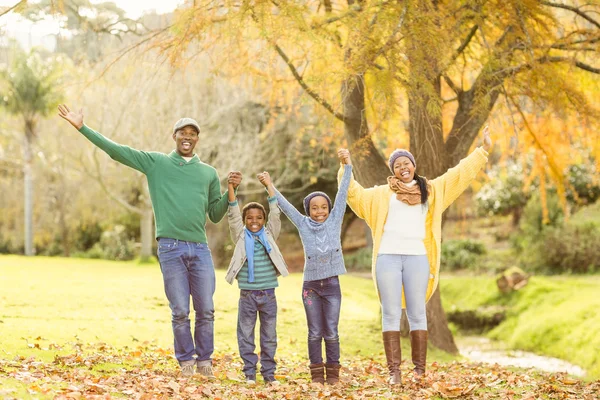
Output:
[309, 196, 330, 223]
[244, 208, 265, 233]
[393, 156, 416, 183]
[173, 125, 199, 157]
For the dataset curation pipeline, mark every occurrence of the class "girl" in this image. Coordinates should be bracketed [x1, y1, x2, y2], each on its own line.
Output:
[338, 127, 492, 385]
[258, 161, 352, 385]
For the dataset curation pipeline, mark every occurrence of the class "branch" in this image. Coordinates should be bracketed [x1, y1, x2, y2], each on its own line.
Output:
[538, 56, 600, 74]
[272, 43, 346, 121]
[443, 74, 461, 94]
[446, 25, 478, 69]
[0, 0, 24, 18]
[542, 2, 600, 30]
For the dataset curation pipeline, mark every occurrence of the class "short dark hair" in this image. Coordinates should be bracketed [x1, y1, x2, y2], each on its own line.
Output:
[242, 202, 266, 220]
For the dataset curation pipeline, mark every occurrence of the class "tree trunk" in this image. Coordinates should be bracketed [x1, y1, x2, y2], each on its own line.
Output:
[23, 120, 35, 256]
[342, 71, 458, 353]
[140, 206, 154, 261]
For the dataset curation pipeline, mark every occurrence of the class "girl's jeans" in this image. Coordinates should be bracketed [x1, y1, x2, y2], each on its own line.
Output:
[302, 276, 342, 365]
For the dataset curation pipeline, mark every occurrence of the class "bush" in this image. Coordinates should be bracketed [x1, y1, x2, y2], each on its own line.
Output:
[535, 222, 600, 274]
[511, 192, 564, 254]
[441, 239, 487, 271]
[475, 160, 530, 225]
[73, 225, 136, 261]
[344, 247, 373, 272]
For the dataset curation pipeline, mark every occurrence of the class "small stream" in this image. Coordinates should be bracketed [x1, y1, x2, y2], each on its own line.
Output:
[457, 336, 586, 377]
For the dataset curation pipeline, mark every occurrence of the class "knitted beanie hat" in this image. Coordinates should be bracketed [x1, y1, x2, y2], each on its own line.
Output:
[303, 191, 332, 215]
[388, 149, 416, 172]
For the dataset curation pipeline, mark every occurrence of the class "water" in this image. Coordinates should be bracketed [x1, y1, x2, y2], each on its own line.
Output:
[457, 336, 586, 377]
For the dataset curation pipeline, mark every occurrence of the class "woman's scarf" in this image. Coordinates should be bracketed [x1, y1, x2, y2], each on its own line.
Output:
[244, 227, 272, 283]
[387, 176, 427, 205]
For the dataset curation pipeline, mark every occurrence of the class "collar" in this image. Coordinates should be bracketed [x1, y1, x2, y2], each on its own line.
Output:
[169, 151, 200, 164]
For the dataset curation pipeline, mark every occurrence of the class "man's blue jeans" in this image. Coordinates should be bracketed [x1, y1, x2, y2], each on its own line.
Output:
[237, 289, 278, 379]
[302, 276, 342, 365]
[157, 237, 215, 365]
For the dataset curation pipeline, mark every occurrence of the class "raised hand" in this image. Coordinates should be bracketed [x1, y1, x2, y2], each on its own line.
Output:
[337, 148, 351, 165]
[58, 104, 84, 130]
[482, 125, 492, 152]
[228, 171, 242, 189]
[257, 171, 272, 187]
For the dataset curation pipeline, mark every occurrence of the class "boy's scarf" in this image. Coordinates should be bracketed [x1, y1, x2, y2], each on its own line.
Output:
[387, 176, 427, 205]
[244, 227, 272, 283]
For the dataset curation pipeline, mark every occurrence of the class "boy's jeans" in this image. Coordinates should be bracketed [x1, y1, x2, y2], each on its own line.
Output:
[157, 237, 215, 364]
[302, 276, 342, 365]
[237, 289, 278, 379]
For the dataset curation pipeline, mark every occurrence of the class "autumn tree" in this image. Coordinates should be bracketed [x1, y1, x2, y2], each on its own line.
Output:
[149, 0, 600, 352]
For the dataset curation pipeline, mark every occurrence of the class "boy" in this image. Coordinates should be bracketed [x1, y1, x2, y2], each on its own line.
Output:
[224, 172, 289, 385]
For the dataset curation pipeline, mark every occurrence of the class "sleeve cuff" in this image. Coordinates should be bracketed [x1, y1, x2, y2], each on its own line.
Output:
[267, 195, 277, 203]
[228, 200, 238, 206]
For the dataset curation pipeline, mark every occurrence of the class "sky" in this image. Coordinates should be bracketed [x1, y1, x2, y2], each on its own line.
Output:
[0, 0, 182, 50]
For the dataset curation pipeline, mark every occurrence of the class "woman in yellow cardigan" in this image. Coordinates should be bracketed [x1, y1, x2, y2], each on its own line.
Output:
[337, 127, 491, 385]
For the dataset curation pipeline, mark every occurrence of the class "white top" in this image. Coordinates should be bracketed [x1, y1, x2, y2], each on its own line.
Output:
[378, 185, 428, 255]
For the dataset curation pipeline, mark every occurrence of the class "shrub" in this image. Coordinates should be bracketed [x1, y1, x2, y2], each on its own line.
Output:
[536, 222, 600, 274]
[511, 192, 564, 254]
[441, 239, 487, 271]
[74, 225, 136, 261]
[475, 160, 530, 226]
[344, 247, 373, 272]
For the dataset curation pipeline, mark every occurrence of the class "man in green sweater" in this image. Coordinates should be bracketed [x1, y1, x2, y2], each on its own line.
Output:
[58, 104, 241, 378]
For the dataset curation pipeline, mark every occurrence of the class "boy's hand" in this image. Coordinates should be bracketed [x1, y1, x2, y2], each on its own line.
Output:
[58, 104, 84, 130]
[337, 148, 351, 165]
[257, 171, 272, 187]
[482, 125, 492, 152]
[228, 171, 242, 189]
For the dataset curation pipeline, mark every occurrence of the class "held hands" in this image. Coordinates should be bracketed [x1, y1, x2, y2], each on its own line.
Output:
[337, 148, 351, 165]
[257, 171, 272, 187]
[482, 125, 492, 152]
[58, 104, 84, 130]
[228, 171, 242, 189]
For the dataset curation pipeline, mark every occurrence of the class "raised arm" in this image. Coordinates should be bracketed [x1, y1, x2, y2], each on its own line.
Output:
[336, 149, 375, 222]
[431, 126, 491, 211]
[226, 173, 245, 241]
[58, 104, 156, 174]
[207, 171, 240, 223]
[258, 172, 282, 239]
[330, 162, 352, 224]
[262, 172, 305, 227]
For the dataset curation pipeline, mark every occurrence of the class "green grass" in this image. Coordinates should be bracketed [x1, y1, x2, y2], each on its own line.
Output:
[0, 255, 454, 366]
[440, 274, 600, 379]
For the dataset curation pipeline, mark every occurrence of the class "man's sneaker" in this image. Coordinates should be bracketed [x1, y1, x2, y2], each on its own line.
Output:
[196, 360, 215, 378]
[264, 376, 280, 386]
[246, 374, 257, 385]
[180, 360, 196, 378]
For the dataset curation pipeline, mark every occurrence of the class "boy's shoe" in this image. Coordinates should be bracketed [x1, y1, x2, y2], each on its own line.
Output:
[180, 360, 196, 378]
[264, 376, 280, 386]
[245, 375, 257, 385]
[196, 360, 215, 379]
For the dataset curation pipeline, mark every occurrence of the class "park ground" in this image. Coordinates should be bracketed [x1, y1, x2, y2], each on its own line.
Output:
[1, 255, 599, 399]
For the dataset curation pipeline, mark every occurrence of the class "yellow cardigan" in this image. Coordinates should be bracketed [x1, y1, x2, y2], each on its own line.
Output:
[338, 147, 489, 306]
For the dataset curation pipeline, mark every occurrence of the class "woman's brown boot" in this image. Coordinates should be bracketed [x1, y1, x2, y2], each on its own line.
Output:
[410, 330, 428, 376]
[325, 363, 341, 385]
[382, 331, 401, 385]
[309, 363, 325, 384]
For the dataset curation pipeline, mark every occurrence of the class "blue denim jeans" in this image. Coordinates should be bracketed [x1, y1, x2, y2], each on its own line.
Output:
[302, 276, 342, 365]
[376, 254, 430, 332]
[237, 289, 278, 379]
[157, 237, 215, 365]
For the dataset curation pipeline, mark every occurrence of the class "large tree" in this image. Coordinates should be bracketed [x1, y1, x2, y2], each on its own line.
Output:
[1, 49, 63, 256]
[142, 1, 600, 351]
